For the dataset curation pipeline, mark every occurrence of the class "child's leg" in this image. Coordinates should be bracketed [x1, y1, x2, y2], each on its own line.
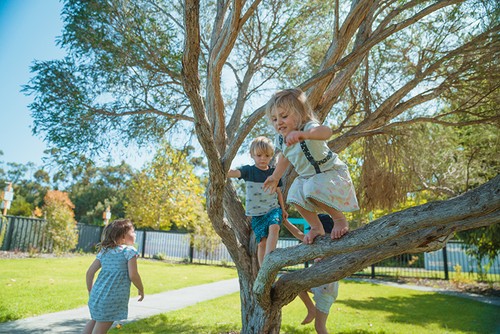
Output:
[295, 204, 325, 244]
[92, 321, 114, 334]
[82, 320, 96, 334]
[299, 291, 316, 324]
[257, 238, 267, 267]
[264, 224, 280, 258]
[314, 310, 329, 334]
[310, 199, 349, 239]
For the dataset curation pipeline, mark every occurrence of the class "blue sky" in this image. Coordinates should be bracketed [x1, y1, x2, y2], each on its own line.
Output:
[0, 0, 64, 167]
[0, 0, 158, 170]
[0, 0, 251, 171]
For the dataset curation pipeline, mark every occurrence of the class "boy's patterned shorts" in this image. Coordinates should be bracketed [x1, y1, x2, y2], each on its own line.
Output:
[251, 207, 282, 243]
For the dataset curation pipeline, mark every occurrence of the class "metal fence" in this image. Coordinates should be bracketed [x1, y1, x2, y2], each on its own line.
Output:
[1, 216, 499, 281]
[0, 216, 53, 252]
[355, 243, 500, 281]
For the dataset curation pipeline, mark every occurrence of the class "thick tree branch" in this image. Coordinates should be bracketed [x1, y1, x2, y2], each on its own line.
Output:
[308, 0, 376, 107]
[272, 210, 498, 309]
[254, 175, 500, 307]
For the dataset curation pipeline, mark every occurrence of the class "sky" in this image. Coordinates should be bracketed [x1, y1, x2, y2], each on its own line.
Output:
[0, 0, 65, 167]
[0, 0, 252, 172]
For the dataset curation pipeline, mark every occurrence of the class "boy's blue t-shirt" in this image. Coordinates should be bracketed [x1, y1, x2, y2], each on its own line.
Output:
[238, 165, 283, 216]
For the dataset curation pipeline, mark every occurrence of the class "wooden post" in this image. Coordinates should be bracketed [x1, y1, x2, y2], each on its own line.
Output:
[1, 182, 13, 216]
[102, 206, 111, 225]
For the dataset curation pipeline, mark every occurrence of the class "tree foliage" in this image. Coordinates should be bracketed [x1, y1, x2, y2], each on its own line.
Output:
[0, 154, 51, 217]
[24, 0, 499, 332]
[65, 160, 134, 225]
[125, 143, 209, 231]
[42, 190, 78, 252]
[457, 224, 500, 279]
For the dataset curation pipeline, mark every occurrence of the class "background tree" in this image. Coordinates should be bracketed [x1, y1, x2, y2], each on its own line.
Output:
[65, 160, 134, 225]
[24, 0, 499, 332]
[42, 190, 78, 253]
[125, 143, 208, 231]
[125, 143, 218, 256]
[0, 158, 51, 217]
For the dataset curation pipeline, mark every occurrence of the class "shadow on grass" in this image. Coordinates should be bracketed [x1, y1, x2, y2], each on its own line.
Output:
[0, 303, 20, 322]
[339, 292, 499, 334]
[118, 320, 383, 334]
[111, 314, 238, 334]
[110, 282, 500, 334]
[280, 325, 382, 334]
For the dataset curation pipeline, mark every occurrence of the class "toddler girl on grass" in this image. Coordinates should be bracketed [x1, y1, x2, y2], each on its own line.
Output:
[83, 219, 144, 334]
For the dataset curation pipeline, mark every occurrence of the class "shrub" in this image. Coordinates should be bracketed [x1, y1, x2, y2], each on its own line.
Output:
[43, 190, 78, 252]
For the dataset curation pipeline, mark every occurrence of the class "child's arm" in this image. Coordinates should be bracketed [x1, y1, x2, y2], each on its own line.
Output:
[285, 124, 333, 146]
[282, 219, 305, 241]
[263, 153, 290, 193]
[128, 256, 145, 301]
[227, 169, 241, 178]
[86, 259, 101, 293]
[276, 188, 288, 220]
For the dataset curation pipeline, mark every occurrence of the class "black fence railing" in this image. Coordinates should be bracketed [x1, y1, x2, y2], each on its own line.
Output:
[1, 216, 499, 281]
[0, 216, 53, 252]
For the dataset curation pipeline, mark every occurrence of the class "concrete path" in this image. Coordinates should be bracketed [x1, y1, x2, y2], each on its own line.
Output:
[0, 278, 240, 334]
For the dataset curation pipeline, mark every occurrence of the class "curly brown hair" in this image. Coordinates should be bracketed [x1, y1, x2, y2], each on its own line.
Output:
[98, 219, 134, 250]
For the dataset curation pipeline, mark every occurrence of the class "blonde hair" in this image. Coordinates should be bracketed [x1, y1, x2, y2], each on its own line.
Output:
[250, 136, 274, 156]
[99, 219, 134, 250]
[265, 88, 318, 129]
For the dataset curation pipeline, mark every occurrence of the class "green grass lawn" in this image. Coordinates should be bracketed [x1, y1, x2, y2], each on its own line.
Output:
[0, 255, 237, 322]
[113, 280, 500, 334]
[1, 256, 499, 333]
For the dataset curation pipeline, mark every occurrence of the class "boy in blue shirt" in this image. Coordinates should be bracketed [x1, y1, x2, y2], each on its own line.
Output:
[228, 136, 288, 267]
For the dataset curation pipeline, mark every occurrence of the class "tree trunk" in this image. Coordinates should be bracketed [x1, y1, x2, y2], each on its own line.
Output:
[239, 276, 282, 334]
[222, 183, 285, 333]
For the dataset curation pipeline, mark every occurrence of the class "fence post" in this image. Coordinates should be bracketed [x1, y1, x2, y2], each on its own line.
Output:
[141, 231, 147, 258]
[442, 245, 449, 280]
[5, 216, 16, 251]
[189, 241, 194, 263]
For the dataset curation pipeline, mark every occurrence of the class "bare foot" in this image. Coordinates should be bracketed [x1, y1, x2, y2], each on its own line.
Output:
[331, 218, 349, 239]
[301, 310, 315, 324]
[303, 227, 325, 244]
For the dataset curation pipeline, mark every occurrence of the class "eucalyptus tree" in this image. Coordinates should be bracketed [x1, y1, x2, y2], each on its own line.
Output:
[24, 0, 499, 332]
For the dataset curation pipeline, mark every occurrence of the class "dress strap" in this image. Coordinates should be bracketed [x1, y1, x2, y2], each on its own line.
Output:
[278, 135, 284, 148]
[299, 141, 333, 174]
